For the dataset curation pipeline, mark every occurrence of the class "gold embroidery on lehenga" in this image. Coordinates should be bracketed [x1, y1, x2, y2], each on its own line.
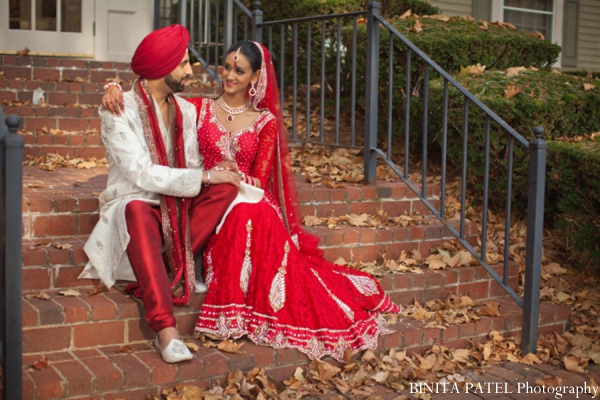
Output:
[271, 332, 288, 348]
[268, 241, 290, 312]
[291, 233, 300, 250]
[312, 269, 355, 321]
[231, 312, 246, 337]
[334, 271, 379, 296]
[216, 313, 229, 338]
[333, 337, 350, 361]
[253, 322, 270, 344]
[306, 337, 325, 360]
[240, 220, 253, 294]
[205, 248, 215, 289]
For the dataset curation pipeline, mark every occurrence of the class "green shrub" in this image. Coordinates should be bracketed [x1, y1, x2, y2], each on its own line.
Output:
[546, 140, 600, 271]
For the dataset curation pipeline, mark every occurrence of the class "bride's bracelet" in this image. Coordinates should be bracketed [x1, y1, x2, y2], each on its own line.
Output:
[205, 170, 211, 185]
[103, 81, 122, 91]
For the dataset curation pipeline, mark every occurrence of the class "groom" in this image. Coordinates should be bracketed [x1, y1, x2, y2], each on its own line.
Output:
[80, 24, 241, 363]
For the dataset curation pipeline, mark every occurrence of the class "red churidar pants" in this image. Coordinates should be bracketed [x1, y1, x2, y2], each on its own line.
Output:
[125, 183, 238, 332]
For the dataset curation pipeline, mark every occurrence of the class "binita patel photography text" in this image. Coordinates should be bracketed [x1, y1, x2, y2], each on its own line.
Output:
[411, 381, 599, 399]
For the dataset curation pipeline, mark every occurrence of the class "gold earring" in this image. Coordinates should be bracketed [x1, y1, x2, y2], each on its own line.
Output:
[249, 82, 257, 97]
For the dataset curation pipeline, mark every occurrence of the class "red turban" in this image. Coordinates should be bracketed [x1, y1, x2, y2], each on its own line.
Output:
[131, 24, 190, 80]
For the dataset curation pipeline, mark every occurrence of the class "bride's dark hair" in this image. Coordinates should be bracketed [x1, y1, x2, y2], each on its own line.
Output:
[226, 41, 262, 73]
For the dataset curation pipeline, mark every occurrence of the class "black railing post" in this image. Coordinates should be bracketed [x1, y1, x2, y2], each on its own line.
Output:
[154, 0, 161, 29]
[178, 0, 188, 26]
[364, 1, 381, 183]
[252, 1, 263, 43]
[224, 0, 234, 50]
[1, 113, 23, 400]
[522, 126, 547, 355]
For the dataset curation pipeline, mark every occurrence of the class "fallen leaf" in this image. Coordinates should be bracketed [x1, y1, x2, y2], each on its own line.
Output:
[185, 342, 200, 352]
[556, 292, 571, 302]
[504, 84, 522, 99]
[303, 215, 323, 227]
[217, 340, 245, 354]
[564, 355, 588, 374]
[53, 243, 73, 250]
[520, 352, 542, 365]
[544, 262, 567, 276]
[583, 83, 596, 91]
[88, 284, 107, 296]
[333, 257, 347, 265]
[409, 19, 424, 34]
[399, 9, 412, 20]
[18, 47, 30, 56]
[24, 291, 51, 300]
[29, 357, 49, 371]
[58, 289, 81, 297]
[530, 31, 545, 40]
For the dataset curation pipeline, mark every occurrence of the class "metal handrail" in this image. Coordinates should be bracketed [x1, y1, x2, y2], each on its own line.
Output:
[0, 108, 23, 399]
[374, 14, 530, 148]
[363, 2, 546, 355]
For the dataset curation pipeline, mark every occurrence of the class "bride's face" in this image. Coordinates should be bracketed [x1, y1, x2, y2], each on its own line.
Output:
[222, 51, 259, 97]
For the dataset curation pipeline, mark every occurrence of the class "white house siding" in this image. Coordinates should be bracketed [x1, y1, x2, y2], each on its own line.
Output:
[430, 0, 474, 17]
[577, 0, 600, 71]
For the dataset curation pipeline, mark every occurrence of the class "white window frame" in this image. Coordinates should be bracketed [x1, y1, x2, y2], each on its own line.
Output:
[491, 0, 563, 67]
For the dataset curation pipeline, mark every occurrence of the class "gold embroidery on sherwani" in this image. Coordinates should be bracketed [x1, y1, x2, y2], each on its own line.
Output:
[240, 220, 253, 295]
[268, 241, 290, 312]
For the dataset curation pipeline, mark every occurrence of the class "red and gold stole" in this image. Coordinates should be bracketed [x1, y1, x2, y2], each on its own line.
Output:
[134, 79, 195, 305]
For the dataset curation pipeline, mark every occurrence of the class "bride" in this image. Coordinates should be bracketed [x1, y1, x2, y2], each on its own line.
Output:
[103, 40, 401, 361]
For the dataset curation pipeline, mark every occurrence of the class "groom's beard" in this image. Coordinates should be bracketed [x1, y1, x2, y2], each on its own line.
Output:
[165, 73, 191, 93]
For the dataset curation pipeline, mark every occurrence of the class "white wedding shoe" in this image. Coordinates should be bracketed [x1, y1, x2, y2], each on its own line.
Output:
[154, 336, 194, 363]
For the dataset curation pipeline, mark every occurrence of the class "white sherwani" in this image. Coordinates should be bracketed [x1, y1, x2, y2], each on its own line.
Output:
[79, 91, 204, 288]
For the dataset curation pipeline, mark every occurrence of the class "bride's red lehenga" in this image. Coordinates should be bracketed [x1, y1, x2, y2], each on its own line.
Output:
[188, 42, 400, 362]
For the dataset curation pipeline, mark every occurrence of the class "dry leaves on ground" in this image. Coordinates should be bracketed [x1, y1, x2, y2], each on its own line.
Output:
[24, 290, 51, 300]
[23, 153, 108, 171]
[29, 357, 49, 371]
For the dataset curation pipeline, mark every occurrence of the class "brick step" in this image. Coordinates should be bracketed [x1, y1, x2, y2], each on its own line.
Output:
[23, 264, 523, 348]
[22, 167, 474, 291]
[21, 132, 106, 160]
[20, 289, 569, 400]
[2, 78, 213, 108]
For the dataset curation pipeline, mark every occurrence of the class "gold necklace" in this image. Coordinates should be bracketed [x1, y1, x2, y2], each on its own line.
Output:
[217, 96, 251, 122]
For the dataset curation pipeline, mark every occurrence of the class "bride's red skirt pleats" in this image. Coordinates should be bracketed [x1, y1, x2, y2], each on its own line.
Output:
[195, 199, 401, 362]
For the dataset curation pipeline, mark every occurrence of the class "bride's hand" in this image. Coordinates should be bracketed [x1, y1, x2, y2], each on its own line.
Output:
[215, 161, 238, 173]
[102, 85, 125, 116]
[207, 168, 242, 187]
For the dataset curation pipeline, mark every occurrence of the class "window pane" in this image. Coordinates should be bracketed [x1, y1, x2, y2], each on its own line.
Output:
[36, 0, 57, 31]
[504, 0, 553, 12]
[9, 0, 32, 30]
[61, 0, 81, 32]
[505, 9, 552, 39]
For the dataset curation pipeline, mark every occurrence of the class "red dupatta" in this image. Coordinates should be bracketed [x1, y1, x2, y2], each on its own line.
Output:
[133, 79, 195, 305]
[250, 43, 323, 257]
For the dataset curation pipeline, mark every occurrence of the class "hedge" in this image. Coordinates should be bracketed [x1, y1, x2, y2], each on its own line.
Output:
[343, 17, 562, 109]
[245, 0, 440, 21]
[546, 139, 600, 270]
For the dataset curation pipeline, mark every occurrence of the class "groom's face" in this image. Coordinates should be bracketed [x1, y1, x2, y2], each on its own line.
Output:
[165, 52, 193, 93]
